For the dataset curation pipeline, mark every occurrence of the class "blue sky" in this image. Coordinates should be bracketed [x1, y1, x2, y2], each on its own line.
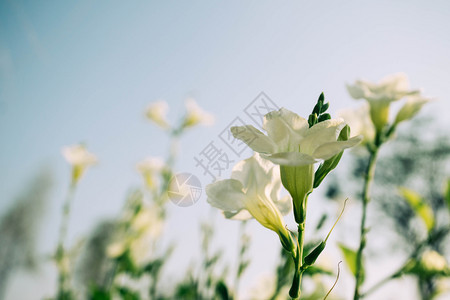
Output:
[1, 1, 450, 299]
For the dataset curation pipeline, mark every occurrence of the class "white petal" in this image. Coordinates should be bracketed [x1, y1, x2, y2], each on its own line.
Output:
[312, 136, 363, 160]
[62, 145, 98, 166]
[379, 72, 410, 91]
[206, 179, 246, 212]
[337, 104, 375, 143]
[346, 82, 368, 99]
[274, 195, 292, 216]
[231, 125, 277, 153]
[223, 209, 253, 220]
[231, 154, 271, 184]
[262, 152, 317, 166]
[300, 118, 346, 155]
[395, 96, 430, 124]
[263, 108, 307, 150]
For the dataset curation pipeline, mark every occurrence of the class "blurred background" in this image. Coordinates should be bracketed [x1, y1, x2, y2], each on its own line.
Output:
[1, 1, 450, 299]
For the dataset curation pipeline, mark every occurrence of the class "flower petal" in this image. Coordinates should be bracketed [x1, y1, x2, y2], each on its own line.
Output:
[231, 153, 273, 189]
[206, 179, 246, 212]
[312, 136, 363, 160]
[346, 82, 369, 99]
[394, 96, 430, 124]
[263, 108, 308, 150]
[262, 152, 317, 166]
[231, 125, 277, 153]
[300, 118, 346, 155]
[223, 209, 252, 220]
[274, 195, 292, 216]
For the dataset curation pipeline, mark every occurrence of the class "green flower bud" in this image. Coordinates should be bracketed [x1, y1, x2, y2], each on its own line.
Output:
[281, 164, 314, 224]
[304, 241, 326, 267]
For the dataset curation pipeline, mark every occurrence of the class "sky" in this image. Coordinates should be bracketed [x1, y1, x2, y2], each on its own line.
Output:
[1, 1, 450, 299]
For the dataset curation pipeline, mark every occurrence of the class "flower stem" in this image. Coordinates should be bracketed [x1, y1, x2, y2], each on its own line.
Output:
[289, 197, 308, 299]
[353, 147, 378, 300]
[55, 181, 77, 299]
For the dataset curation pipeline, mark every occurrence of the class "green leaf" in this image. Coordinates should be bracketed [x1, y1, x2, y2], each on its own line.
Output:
[89, 286, 111, 300]
[445, 179, 450, 211]
[338, 243, 357, 277]
[399, 187, 435, 232]
[313, 125, 350, 188]
[117, 287, 140, 300]
[215, 280, 230, 300]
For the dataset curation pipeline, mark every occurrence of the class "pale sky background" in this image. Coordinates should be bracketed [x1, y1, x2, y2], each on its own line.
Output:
[1, 1, 450, 299]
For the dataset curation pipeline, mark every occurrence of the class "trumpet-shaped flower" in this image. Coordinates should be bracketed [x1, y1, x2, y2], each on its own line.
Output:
[394, 95, 431, 125]
[145, 100, 170, 129]
[182, 98, 214, 128]
[136, 157, 165, 190]
[346, 73, 420, 131]
[62, 144, 98, 183]
[338, 104, 376, 144]
[231, 108, 361, 167]
[231, 108, 361, 222]
[206, 153, 293, 250]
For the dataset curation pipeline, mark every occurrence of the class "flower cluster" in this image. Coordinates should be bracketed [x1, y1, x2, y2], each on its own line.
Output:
[206, 94, 362, 298]
[344, 73, 430, 145]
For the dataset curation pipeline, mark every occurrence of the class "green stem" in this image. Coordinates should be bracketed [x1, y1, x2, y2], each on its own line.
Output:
[353, 147, 378, 300]
[289, 197, 308, 299]
[234, 221, 248, 298]
[56, 181, 77, 298]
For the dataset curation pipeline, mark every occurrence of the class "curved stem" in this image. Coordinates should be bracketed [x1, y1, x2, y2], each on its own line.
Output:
[353, 147, 378, 300]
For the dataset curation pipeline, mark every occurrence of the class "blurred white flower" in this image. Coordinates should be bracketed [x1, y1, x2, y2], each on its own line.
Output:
[106, 241, 126, 259]
[231, 108, 361, 167]
[136, 157, 165, 190]
[145, 100, 170, 129]
[421, 250, 447, 272]
[338, 104, 375, 144]
[394, 95, 431, 125]
[62, 144, 97, 183]
[106, 205, 164, 266]
[206, 153, 293, 250]
[182, 98, 214, 128]
[346, 73, 420, 131]
[62, 144, 98, 166]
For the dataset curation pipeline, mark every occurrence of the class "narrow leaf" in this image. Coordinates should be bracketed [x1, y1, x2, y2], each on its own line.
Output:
[399, 187, 434, 232]
[338, 243, 357, 277]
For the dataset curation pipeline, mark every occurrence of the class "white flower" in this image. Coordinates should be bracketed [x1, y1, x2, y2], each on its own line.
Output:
[145, 100, 170, 129]
[338, 104, 376, 144]
[136, 157, 165, 189]
[106, 241, 126, 258]
[129, 207, 164, 265]
[182, 98, 214, 128]
[231, 108, 361, 167]
[346, 73, 420, 131]
[206, 153, 293, 249]
[394, 95, 431, 125]
[421, 250, 447, 272]
[62, 144, 98, 166]
[106, 206, 164, 266]
[62, 144, 97, 183]
[231, 108, 361, 223]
